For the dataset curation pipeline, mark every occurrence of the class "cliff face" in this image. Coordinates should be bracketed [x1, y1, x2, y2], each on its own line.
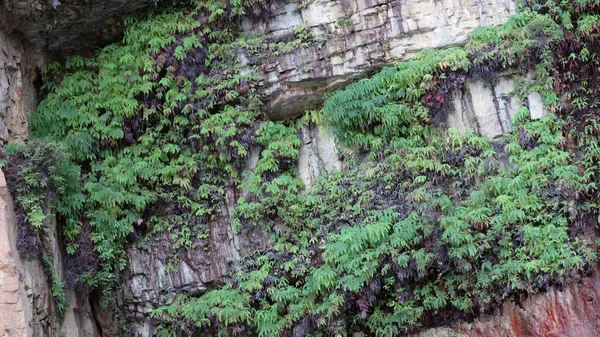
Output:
[0, 0, 153, 50]
[419, 269, 600, 337]
[2, 0, 598, 336]
[0, 27, 100, 337]
[252, 0, 517, 119]
[0, 30, 37, 144]
[0, 168, 100, 337]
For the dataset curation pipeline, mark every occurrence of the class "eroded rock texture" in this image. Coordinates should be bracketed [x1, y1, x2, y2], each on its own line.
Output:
[444, 70, 547, 138]
[249, 0, 516, 119]
[0, 31, 40, 144]
[0, 31, 100, 337]
[2, 0, 576, 336]
[115, 0, 528, 335]
[0, 171, 28, 337]
[0, 167, 100, 337]
[414, 269, 600, 337]
[124, 213, 269, 328]
[0, 0, 154, 51]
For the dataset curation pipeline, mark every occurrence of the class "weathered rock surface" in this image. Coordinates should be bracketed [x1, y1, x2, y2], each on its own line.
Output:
[0, 170, 29, 337]
[0, 31, 41, 144]
[0, 0, 576, 336]
[0, 0, 154, 51]
[119, 0, 536, 334]
[0, 167, 100, 337]
[249, 0, 517, 119]
[443, 70, 547, 138]
[123, 122, 343, 335]
[0, 30, 99, 337]
[124, 209, 269, 335]
[298, 125, 343, 189]
[414, 269, 600, 337]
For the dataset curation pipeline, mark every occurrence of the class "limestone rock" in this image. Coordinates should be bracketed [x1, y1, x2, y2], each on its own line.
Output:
[246, 0, 517, 119]
[298, 125, 343, 189]
[416, 328, 468, 337]
[124, 213, 269, 335]
[445, 71, 521, 138]
[528, 91, 546, 120]
[0, 167, 91, 337]
[0, 169, 28, 337]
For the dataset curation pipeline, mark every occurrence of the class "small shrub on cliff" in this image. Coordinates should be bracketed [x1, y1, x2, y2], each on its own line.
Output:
[41, 253, 69, 322]
[3, 140, 83, 258]
[3, 140, 82, 322]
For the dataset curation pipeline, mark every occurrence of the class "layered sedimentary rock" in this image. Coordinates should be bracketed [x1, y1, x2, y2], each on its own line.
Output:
[444, 70, 547, 138]
[250, 0, 517, 119]
[124, 214, 269, 326]
[0, 168, 99, 337]
[0, 30, 40, 144]
[0, 171, 28, 337]
[120, 1, 522, 335]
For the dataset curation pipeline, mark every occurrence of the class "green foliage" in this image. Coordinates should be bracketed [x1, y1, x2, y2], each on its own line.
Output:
[235, 121, 305, 232]
[4, 140, 83, 251]
[2, 141, 80, 322]
[22, 0, 600, 335]
[153, 287, 252, 335]
[467, 8, 562, 69]
[323, 48, 469, 149]
[156, 109, 596, 336]
[29, 0, 291, 282]
[150, 2, 600, 335]
[42, 253, 69, 321]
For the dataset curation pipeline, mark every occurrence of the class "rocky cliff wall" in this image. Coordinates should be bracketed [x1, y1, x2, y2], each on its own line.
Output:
[0, 30, 39, 144]
[0, 0, 153, 51]
[1, 0, 588, 336]
[0, 30, 100, 337]
[418, 269, 600, 337]
[250, 0, 516, 119]
[120, 2, 523, 335]
[0, 167, 100, 337]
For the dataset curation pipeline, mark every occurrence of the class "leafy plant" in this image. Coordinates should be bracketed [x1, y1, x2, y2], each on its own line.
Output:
[17, 0, 600, 335]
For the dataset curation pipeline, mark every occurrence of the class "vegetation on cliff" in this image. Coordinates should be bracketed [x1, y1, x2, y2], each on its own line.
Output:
[5, 0, 600, 335]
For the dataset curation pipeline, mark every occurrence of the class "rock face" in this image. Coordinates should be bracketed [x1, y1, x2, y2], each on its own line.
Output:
[446, 74, 520, 138]
[249, 0, 517, 119]
[443, 70, 547, 138]
[121, 1, 520, 334]
[0, 30, 99, 337]
[0, 170, 29, 337]
[0, 0, 578, 336]
[298, 125, 343, 189]
[416, 269, 600, 337]
[124, 209, 269, 335]
[0, 0, 154, 51]
[0, 30, 41, 144]
[0, 167, 100, 337]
